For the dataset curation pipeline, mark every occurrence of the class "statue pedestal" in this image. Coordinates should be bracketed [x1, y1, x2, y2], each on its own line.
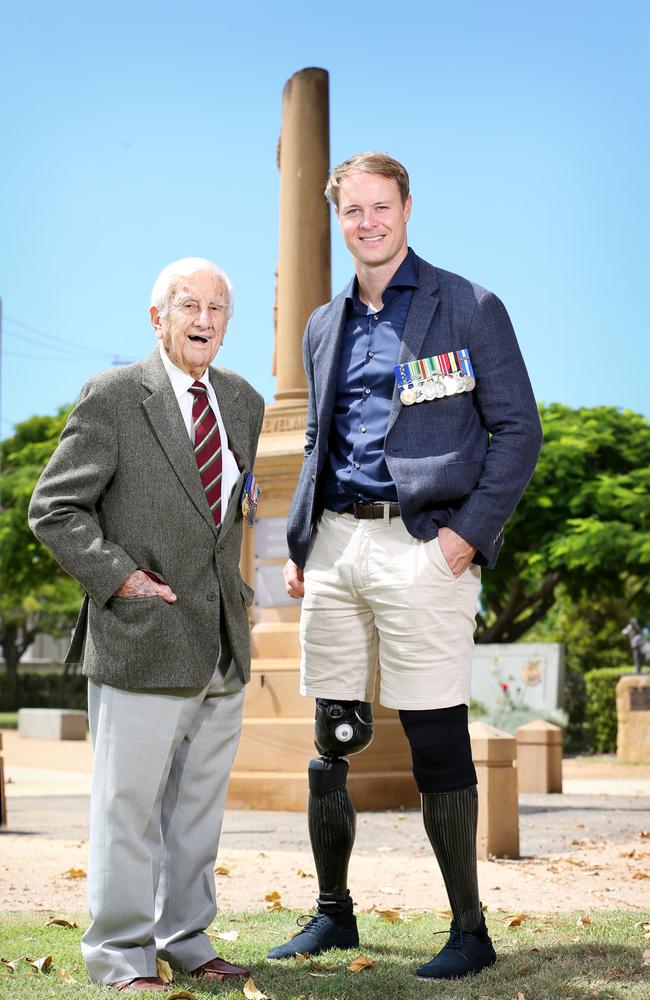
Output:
[616, 675, 650, 762]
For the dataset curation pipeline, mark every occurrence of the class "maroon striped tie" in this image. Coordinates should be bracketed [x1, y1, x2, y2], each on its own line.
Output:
[189, 381, 222, 525]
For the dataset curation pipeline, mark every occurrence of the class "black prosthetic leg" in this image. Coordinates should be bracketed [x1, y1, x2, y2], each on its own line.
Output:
[308, 756, 356, 919]
[267, 699, 372, 959]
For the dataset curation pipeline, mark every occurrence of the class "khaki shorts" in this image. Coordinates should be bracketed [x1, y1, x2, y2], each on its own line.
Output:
[299, 510, 481, 711]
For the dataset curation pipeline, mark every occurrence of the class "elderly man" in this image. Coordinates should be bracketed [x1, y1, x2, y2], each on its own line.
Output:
[29, 258, 264, 992]
[267, 154, 543, 980]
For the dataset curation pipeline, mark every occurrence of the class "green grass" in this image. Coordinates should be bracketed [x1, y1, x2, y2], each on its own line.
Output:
[0, 910, 648, 999]
[0, 713, 18, 730]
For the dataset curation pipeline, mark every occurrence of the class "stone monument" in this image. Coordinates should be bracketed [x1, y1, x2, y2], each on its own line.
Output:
[228, 68, 417, 811]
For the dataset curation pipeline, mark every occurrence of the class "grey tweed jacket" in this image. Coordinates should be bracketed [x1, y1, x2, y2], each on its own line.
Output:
[28, 349, 265, 691]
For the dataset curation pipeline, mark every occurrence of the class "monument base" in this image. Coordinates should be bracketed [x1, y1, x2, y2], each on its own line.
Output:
[616, 674, 650, 762]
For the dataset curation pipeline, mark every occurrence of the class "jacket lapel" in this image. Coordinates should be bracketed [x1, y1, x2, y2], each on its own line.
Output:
[141, 350, 219, 536]
[208, 368, 249, 543]
[314, 292, 347, 461]
[387, 258, 440, 434]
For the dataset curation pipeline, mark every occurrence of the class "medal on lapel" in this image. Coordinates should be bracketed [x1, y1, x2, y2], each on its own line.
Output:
[394, 349, 475, 405]
[241, 473, 261, 526]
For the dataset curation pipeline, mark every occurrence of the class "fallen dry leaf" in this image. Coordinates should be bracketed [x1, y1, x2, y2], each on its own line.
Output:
[293, 953, 309, 964]
[296, 869, 314, 878]
[308, 958, 337, 971]
[156, 958, 173, 983]
[377, 845, 398, 852]
[168, 993, 199, 1000]
[348, 954, 376, 973]
[576, 823, 586, 829]
[243, 978, 269, 1000]
[642, 949, 650, 967]
[577, 915, 592, 926]
[397, 814, 406, 821]
[639, 831, 650, 839]
[214, 930, 238, 942]
[633, 871, 650, 880]
[55, 967, 77, 983]
[28, 956, 53, 973]
[59, 868, 86, 880]
[621, 848, 638, 858]
[45, 916, 78, 929]
[435, 909, 453, 920]
[214, 865, 231, 876]
[377, 909, 402, 923]
[264, 890, 281, 902]
[266, 899, 285, 912]
[517, 992, 526, 1000]
[507, 914, 527, 928]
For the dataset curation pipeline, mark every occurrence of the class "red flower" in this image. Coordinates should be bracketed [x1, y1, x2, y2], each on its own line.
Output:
[500, 682, 509, 692]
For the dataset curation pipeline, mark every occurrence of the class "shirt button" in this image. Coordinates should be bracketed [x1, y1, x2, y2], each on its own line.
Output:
[206, 592, 217, 602]
[365, 388, 371, 395]
[368, 351, 374, 358]
[360, 426, 366, 433]
[354, 462, 360, 469]
[374, 314, 379, 319]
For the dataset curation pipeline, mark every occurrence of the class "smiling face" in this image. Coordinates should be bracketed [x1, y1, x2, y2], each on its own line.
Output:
[150, 269, 230, 378]
[336, 172, 412, 272]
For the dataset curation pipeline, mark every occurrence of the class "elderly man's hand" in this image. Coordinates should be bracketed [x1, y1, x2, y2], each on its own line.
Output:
[437, 527, 477, 578]
[113, 570, 177, 603]
[283, 559, 305, 599]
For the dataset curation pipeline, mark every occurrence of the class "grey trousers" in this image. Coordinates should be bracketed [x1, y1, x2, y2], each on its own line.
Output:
[82, 661, 244, 985]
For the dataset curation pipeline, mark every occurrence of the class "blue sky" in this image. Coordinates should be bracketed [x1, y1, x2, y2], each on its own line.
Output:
[1, 0, 648, 433]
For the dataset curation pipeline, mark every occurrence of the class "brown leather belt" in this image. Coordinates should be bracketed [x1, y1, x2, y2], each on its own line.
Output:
[342, 501, 401, 519]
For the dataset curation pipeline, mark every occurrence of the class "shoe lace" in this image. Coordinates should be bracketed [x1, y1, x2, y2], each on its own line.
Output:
[432, 926, 466, 951]
[295, 913, 323, 930]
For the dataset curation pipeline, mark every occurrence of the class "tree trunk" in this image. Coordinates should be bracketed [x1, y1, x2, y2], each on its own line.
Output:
[1, 623, 21, 712]
[477, 572, 560, 644]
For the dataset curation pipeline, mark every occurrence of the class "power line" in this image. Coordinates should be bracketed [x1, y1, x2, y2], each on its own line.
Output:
[4, 314, 118, 359]
[4, 328, 114, 360]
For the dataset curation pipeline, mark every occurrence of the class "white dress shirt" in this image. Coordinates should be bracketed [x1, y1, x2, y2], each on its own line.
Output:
[158, 345, 240, 519]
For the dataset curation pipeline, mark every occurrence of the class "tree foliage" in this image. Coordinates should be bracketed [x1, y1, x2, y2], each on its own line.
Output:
[477, 404, 650, 644]
[0, 409, 82, 708]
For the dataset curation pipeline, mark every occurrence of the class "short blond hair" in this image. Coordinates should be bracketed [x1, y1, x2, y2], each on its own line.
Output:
[325, 152, 410, 209]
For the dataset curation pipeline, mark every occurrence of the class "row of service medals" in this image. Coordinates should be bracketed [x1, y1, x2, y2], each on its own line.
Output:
[394, 348, 476, 406]
[241, 472, 262, 526]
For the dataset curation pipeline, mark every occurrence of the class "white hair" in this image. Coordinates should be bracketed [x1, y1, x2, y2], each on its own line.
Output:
[150, 257, 234, 319]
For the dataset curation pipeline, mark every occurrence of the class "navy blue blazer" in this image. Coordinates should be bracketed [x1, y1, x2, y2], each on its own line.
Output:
[287, 254, 543, 570]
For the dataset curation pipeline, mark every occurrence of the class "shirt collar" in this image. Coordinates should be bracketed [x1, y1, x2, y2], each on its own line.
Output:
[345, 247, 419, 306]
[158, 343, 209, 401]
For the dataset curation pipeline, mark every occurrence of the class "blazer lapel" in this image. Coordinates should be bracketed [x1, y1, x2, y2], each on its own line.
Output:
[141, 350, 219, 536]
[387, 258, 440, 434]
[209, 368, 248, 542]
[314, 292, 347, 461]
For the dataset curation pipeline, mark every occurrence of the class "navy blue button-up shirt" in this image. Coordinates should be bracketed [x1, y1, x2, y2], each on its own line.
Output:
[322, 249, 419, 511]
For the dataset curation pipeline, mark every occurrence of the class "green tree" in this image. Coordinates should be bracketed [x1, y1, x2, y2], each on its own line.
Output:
[0, 409, 82, 709]
[477, 404, 650, 644]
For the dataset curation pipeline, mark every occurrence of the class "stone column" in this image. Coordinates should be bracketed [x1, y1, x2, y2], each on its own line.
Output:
[273, 66, 331, 410]
[516, 719, 563, 794]
[469, 721, 520, 859]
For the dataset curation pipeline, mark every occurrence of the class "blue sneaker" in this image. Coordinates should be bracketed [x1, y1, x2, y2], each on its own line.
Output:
[416, 920, 496, 980]
[267, 912, 359, 959]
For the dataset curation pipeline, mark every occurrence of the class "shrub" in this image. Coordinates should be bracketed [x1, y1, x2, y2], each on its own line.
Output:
[0, 669, 86, 712]
[583, 666, 632, 753]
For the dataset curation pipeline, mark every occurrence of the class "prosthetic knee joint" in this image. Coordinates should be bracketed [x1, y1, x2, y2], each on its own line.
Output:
[308, 698, 374, 794]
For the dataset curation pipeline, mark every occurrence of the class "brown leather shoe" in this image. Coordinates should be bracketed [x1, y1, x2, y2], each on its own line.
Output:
[190, 956, 250, 981]
[108, 977, 170, 992]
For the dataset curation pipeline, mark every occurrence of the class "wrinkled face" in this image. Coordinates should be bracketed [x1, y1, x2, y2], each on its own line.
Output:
[150, 269, 229, 378]
[336, 172, 411, 270]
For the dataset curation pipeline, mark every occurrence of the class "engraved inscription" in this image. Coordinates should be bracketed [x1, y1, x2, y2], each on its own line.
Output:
[262, 413, 307, 434]
[630, 687, 650, 711]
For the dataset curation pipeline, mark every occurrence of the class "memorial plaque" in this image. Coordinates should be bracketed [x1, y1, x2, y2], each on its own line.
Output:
[255, 562, 295, 607]
[255, 517, 289, 560]
[471, 643, 565, 713]
[630, 686, 650, 711]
